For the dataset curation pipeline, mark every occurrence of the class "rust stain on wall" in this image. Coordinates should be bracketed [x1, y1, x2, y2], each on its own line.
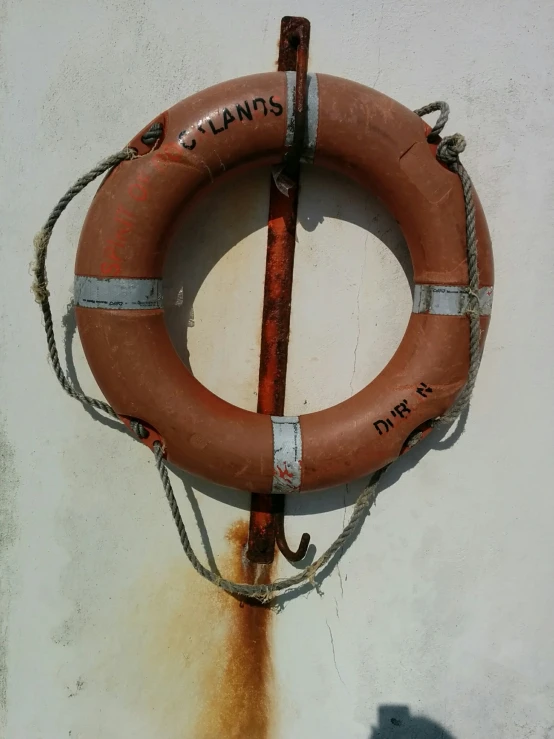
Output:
[108, 519, 275, 739]
[194, 520, 275, 739]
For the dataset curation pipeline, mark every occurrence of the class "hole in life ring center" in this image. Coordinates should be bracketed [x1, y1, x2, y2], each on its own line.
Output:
[162, 165, 413, 415]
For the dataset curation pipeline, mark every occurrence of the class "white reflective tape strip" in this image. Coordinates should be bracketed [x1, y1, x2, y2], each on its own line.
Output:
[74, 276, 163, 310]
[271, 416, 303, 493]
[302, 73, 319, 163]
[285, 71, 319, 161]
[285, 71, 296, 148]
[413, 285, 493, 316]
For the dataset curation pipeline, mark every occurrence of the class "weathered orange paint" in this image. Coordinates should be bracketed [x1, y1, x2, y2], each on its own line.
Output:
[76, 73, 493, 493]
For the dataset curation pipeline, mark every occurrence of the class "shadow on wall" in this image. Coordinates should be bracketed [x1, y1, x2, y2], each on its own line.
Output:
[369, 705, 455, 739]
[163, 163, 414, 372]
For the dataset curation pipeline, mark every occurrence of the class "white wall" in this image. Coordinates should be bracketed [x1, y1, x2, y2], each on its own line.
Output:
[1, 1, 554, 737]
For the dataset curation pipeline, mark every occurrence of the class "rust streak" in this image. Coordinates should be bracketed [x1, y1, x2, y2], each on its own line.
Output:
[195, 520, 275, 739]
[114, 519, 275, 738]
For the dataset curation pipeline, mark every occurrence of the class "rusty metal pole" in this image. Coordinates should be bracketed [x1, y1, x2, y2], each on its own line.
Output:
[246, 17, 311, 565]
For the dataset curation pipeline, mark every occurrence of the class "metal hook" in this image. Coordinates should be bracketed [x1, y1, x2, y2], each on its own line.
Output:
[275, 511, 310, 562]
[246, 16, 313, 567]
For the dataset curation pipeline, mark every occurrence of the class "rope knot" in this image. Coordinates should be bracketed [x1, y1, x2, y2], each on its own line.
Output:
[437, 133, 467, 166]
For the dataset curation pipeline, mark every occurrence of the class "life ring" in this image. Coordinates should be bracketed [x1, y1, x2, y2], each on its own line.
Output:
[75, 72, 493, 494]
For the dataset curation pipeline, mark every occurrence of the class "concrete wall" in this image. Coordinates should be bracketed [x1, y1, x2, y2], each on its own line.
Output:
[1, 0, 553, 737]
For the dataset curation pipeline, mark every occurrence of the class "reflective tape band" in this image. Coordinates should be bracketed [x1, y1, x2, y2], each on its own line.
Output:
[74, 276, 163, 310]
[271, 416, 303, 493]
[413, 285, 493, 316]
[303, 73, 319, 163]
[285, 71, 295, 147]
[285, 72, 319, 163]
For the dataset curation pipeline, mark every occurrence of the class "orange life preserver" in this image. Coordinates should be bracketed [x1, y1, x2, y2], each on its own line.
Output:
[75, 72, 493, 494]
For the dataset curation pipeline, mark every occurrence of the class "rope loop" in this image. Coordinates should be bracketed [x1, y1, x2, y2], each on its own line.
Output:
[413, 100, 450, 141]
[437, 133, 467, 167]
[141, 122, 164, 146]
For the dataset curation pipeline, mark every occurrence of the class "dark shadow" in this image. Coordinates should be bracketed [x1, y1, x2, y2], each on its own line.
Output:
[62, 300, 130, 439]
[299, 166, 413, 289]
[163, 164, 414, 372]
[173, 468, 222, 576]
[62, 163, 474, 599]
[369, 705, 456, 738]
